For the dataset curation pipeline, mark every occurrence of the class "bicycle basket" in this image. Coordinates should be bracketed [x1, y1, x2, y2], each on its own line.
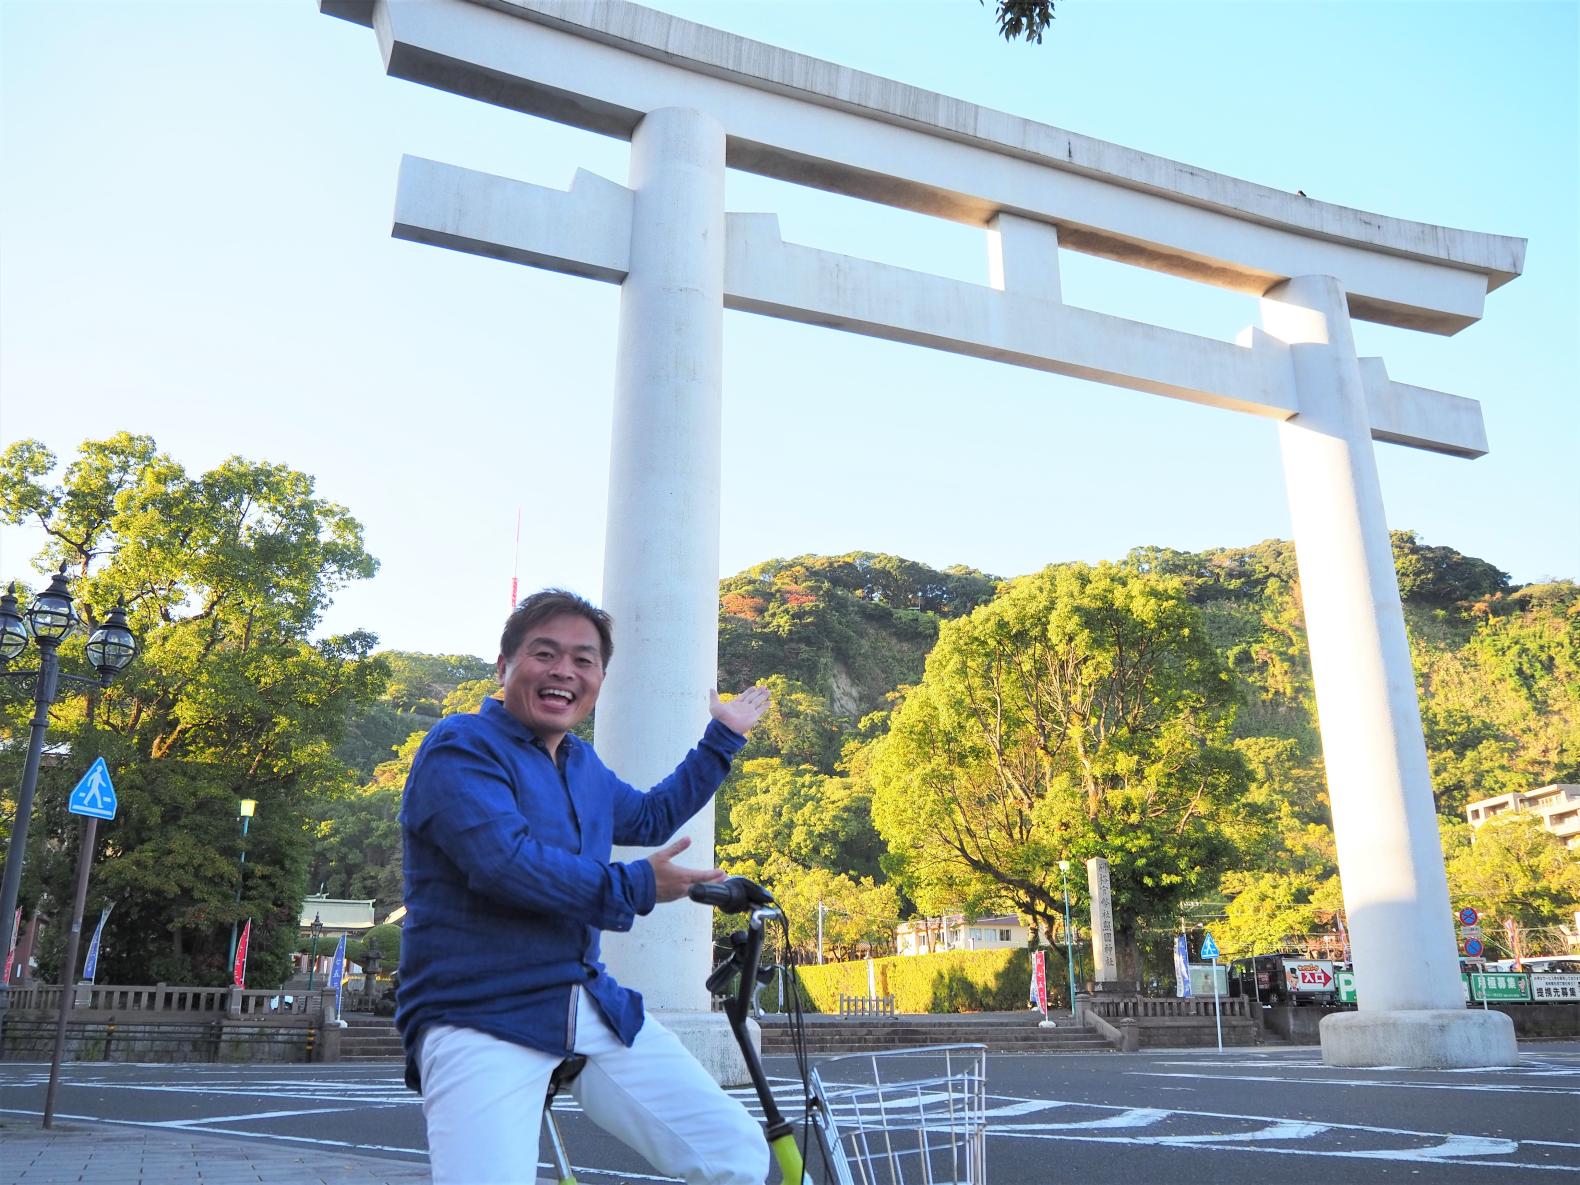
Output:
[809, 1044, 987, 1185]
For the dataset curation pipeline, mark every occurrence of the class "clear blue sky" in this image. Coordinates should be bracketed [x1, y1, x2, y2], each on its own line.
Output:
[2, 0, 1575, 659]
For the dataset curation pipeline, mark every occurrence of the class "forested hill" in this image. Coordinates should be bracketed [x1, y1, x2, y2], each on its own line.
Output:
[717, 552, 999, 718]
[700, 537, 1578, 966]
[11, 434, 1566, 991]
[316, 537, 1575, 970]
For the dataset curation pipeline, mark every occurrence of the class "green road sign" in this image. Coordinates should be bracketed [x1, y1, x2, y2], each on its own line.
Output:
[1470, 972, 1531, 1003]
[1336, 969, 1357, 1004]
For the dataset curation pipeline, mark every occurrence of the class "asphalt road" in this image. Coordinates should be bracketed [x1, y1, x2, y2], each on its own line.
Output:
[2, 1042, 1577, 1184]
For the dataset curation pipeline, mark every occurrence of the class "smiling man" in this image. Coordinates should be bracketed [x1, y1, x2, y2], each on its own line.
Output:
[395, 588, 771, 1185]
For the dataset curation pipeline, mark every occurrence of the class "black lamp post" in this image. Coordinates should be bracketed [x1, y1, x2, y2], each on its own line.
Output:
[227, 798, 258, 979]
[1058, 859, 1078, 1018]
[0, 566, 137, 1050]
[307, 913, 324, 991]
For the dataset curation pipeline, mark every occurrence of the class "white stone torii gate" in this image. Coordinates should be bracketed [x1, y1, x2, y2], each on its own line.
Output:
[325, 0, 1526, 1071]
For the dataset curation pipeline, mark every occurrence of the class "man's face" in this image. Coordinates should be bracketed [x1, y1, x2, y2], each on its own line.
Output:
[496, 613, 606, 742]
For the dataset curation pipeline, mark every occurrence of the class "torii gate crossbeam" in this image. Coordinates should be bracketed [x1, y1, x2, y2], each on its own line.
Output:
[325, 0, 1524, 1073]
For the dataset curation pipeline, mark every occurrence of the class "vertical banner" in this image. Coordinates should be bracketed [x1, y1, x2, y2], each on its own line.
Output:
[1504, 918, 1523, 969]
[329, 933, 348, 1020]
[1174, 934, 1193, 998]
[82, 906, 113, 983]
[1032, 949, 1048, 1017]
[232, 919, 251, 987]
[1336, 911, 1352, 963]
[3, 907, 21, 986]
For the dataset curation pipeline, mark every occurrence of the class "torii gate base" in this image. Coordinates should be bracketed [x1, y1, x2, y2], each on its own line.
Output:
[1322, 1010, 1514, 1069]
[325, 0, 1525, 1075]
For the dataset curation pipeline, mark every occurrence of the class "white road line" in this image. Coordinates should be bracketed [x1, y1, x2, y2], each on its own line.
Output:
[120, 1122, 428, 1158]
[1146, 1120, 1329, 1144]
[151, 1106, 361, 1126]
[20, 1079, 416, 1104]
[983, 1098, 1068, 1118]
[1131, 1070, 1580, 1096]
[996, 1130, 1575, 1171]
[0, 1106, 429, 1159]
[992, 1098, 1574, 1167]
[992, 1107, 1171, 1131]
[1398, 1135, 1523, 1159]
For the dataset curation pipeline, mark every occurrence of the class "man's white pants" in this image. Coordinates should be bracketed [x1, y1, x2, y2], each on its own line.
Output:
[419, 991, 768, 1185]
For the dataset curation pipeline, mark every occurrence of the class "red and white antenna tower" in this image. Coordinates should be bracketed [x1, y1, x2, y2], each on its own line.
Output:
[510, 508, 521, 609]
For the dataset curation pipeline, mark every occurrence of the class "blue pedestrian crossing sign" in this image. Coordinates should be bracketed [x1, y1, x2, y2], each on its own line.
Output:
[1199, 932, 1220, 960]
[68, 757, 117, 820]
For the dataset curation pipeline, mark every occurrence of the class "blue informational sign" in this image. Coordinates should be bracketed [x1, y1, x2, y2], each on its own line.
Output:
[1200, 932, 1220, 960]
[68, 758, 117, 820]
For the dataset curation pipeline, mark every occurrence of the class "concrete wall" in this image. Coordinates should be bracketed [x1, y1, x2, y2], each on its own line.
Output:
[1, 1017, 322, 1064]
[1264, 1004, 1579, 1043]
[1134, 1016, 1259, 1049]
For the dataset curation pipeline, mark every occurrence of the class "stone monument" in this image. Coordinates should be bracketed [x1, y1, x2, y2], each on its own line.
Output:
[1085, 857, 1121, 989]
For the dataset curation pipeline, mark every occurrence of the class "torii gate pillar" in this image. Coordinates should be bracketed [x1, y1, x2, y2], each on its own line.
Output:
[1265, 276, 1515, 1067]
[591, 108, 743, 1076]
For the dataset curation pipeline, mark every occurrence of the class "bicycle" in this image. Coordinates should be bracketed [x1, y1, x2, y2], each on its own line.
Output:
[540, 876, 988, 1185]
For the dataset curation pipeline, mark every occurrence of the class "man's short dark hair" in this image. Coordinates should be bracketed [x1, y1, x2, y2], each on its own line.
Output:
[500, 589, 614, 669]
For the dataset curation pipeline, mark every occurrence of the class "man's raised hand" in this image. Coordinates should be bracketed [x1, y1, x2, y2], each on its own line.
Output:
[709, 684, 771, 736]
[647, 836, 726, 904]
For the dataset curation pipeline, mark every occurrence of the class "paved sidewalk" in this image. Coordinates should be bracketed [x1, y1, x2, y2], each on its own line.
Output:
[1, 1118, 433, 1184]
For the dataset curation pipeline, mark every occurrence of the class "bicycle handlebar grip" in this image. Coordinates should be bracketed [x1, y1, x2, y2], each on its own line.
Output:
[688, 876, 772, 912]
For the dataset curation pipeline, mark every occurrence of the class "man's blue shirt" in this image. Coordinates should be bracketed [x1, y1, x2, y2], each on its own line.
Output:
[395, 697, 745, 1088]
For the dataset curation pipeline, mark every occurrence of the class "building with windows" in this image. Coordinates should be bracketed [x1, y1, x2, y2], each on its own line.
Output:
[297, 894, 377, 934]
[1465, 784, 1580, 850]
[893, 914, 1031, 956]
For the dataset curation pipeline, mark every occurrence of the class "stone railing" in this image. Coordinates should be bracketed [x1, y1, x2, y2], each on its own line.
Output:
[7, 983, 329, 1022]
[1089, 995, 1251, 1020]
[1074, 989, 1257, 1051]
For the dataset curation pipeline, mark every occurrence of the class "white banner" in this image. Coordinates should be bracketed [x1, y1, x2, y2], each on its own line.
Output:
[1530, 973, 1580, 1003]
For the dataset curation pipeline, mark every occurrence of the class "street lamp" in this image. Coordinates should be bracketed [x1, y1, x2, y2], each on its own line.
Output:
[1057, 859, 1078, 1019]
[0, 568, 137, 1048]
[307, 913, 324, 991]
[228, 799, 258, 977]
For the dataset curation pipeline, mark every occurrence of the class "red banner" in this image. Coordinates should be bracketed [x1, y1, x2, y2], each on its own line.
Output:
[1032, 949, 1048, 1018]
[233, 919, 251, 987]
[2, 907, 19, 986]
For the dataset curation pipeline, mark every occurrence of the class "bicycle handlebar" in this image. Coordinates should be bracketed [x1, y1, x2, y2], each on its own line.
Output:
[687, 876, 774, 912]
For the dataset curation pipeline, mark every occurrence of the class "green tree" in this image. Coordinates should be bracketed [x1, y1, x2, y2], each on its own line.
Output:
[335, 652, 494, 777]
[984, 0, 1057, 43]
[1417, 587, 1580, 815]
[717, 757, 883, 884]
[866, 562, 1247, 975]
[307, 732, 423, 918]
[717, 554, 993, 720]
[0, 434, 384, 988]
[1390, 530, 1512, 608]
[742, 856, 899, 964]
[1443, 814, 1580, 953]
[732, 676, 846, 775]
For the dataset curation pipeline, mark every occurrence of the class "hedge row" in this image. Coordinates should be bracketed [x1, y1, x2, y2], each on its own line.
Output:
[759, 948, 1045, 1014]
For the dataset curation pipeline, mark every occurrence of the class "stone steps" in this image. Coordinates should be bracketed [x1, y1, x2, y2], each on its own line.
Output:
[759, 1016, 1114, 1055]
[336, 1018, 404, 1060]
